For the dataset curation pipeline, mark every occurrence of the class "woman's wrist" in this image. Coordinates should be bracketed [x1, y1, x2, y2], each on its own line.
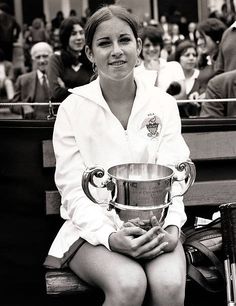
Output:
[108, 232, 117, 251]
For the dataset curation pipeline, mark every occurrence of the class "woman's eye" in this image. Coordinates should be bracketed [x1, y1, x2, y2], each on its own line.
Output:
[120, 37, 131, 43]
[98, 41, 110, 47]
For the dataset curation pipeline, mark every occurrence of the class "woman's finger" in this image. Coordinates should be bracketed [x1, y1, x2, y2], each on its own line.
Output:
[138, 241, 169, 260]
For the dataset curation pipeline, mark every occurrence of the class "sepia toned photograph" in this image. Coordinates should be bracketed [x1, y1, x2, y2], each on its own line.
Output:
[1, 1, 236, 305]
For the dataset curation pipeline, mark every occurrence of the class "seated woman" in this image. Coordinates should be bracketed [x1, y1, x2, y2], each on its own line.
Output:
[44, 5, 191, 306]
[135, 25, 185, 94]
[48, 17, 93, 102]
[194, 18, 226, 89]
[174, 40, 203, 117]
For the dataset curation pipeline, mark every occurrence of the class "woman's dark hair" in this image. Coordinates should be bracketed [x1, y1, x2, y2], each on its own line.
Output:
[59, 17, 84, 50]
[139, 26, 164, 47]
[197, 18, 226, 43]
[139, 25, 164, 59]
[174, 40, 197, 62]
[59, 17, 91, 68]
[84, 5, 140, 50]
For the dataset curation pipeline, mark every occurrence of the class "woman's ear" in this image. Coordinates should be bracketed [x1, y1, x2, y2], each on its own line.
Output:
[137, 38, 142, 57]
[85, 45, 94, 63]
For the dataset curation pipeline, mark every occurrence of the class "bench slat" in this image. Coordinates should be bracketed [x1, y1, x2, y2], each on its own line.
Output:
[46, 191, 61, 215]
[46, 270, 92, 295]
[45, 267, 219, 295]
[42, 140, 55, 168]
[184, 180, 236, 206]
[42, 131, 236, 169]
[45, 180, 236, 215]
[183, 131, 236, 161]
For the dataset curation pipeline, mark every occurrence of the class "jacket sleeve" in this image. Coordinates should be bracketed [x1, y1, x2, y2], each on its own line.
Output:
[200, 76, 225, 117]
[53, 102, 121, 250]
[48, 54, 70, 102]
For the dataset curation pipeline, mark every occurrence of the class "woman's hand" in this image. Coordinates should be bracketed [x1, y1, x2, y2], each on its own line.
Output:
[109, 226, 167, 260]
[57, 77, 65, 88]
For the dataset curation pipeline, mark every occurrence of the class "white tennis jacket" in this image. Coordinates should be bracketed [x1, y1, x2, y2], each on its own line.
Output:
[45, 75, 190, 266]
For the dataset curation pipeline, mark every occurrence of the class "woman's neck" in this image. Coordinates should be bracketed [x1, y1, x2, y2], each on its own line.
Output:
[183, 68, 195, 79]
[100, 76, 136, 105]
[66, 47, 81, 59]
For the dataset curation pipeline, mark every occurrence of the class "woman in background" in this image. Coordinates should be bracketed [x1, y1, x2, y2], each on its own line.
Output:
[48, 17, 93, 102]
[135, 25, 185, 97]
[194, 18, 226, 93]
[174, 40, 202, 117]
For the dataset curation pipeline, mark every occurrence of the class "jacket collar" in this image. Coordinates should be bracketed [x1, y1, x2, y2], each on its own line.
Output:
[68, 75, 151, 113]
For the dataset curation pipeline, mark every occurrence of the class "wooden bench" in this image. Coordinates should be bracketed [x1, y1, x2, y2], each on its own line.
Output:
[43, 119, 236, 298]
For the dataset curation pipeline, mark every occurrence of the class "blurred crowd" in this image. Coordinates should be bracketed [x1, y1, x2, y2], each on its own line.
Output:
[1, 2, 236, 119]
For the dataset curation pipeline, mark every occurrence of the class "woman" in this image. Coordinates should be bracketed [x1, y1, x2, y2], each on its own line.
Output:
[195, 18, 226, 90]
[196, 18, 226, 66]
[135, 25, 185, 93]
[174, 40, 202, 117]
[44, 5, 190, 306]
[48, 17, 93, 102]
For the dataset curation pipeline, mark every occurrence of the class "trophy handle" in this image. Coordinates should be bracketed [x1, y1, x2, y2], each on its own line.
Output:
[82, 166, 116, 205]
[172, 160, 196, 198]
[82, 166, 106, 204]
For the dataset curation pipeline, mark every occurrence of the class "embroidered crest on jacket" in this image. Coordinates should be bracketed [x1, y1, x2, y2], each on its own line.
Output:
[141, 114, 161, 138]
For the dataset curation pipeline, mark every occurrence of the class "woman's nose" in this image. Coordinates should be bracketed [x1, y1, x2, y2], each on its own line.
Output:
[111, 42, 123, 56]
[149, 45, 155, 51]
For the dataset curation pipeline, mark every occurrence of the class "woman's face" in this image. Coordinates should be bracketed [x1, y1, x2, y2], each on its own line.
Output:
[86, 16, 141, 81]
[180, 47, 197, 71]
[68, 24, 85, 52]
[142, 38, 161, 62]
[196, 31, 217, 56]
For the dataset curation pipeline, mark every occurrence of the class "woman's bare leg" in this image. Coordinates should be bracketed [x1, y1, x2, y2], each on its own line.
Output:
[144, 241, 186, 306]
[69, 242, 147, 306]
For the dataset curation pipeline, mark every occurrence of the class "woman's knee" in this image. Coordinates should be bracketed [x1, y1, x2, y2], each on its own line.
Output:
[107, 266, 147, 306]
[150, 270, 186, 305]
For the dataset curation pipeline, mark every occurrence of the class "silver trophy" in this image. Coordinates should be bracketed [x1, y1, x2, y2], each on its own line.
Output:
[82, 162, 196, 228]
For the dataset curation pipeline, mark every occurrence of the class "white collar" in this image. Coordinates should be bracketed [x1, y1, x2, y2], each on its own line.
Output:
[37, 69, 46, 80]
[69, 75, 151, 112]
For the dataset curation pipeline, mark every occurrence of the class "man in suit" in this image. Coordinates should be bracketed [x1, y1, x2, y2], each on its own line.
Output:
[13, 42, 53, 119]
[200, 69, 236, 117]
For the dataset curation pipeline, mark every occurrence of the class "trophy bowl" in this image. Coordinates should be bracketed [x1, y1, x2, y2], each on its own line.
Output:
[82, 162, 195, 228]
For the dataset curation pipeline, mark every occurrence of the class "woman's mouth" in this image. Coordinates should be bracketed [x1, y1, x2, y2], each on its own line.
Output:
[109, 61, 126, 67]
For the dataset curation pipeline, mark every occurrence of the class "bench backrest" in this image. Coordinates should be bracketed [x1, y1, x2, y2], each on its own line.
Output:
[43, 129, 236, 215]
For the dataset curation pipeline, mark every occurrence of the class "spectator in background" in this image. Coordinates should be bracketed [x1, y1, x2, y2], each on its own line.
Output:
[192, 18, 227, 100]
[169, 23, 185, 46]
[51, 11, 64, 31]
[214, 20, 236, 74]
[160, 34, 176, 61]
[200, 70, 236, 117]
[159, 15, 171, 35]
[0, 48, 15, 101]
[135, 25, 185, 95]
[185, 22, 197, 43]
[0, 3, 21, 61]
[12, 42, 53, 119]
[69, 9, 77, 17]
[48, 17, 93, 102]
[196, 18, 226, 72]
[174, 40, 202, 117]
[25, 18, 50, 47]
